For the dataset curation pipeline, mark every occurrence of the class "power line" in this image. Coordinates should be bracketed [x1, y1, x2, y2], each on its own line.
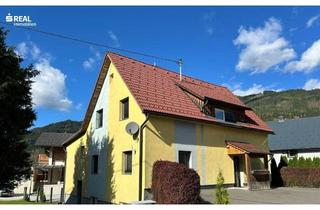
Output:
[0, 21, 180, 64]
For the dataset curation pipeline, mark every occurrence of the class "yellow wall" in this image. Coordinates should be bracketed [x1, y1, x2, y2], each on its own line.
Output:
[143, 116, 175, 189]
[64, 62, 146, 204]
[144, 115, 269, 188]
[64, 132, 89, 198]
[107, 63, 146, 203]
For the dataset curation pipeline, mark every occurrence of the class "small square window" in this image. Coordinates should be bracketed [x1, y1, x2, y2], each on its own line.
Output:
[120, 98, 129, 120]
[215, 108, 225, 121]
[91, 155, 98, 174]
[123, 151, 132, 174]
[179, 151, 191, 168]
[96, 109, 103, 128]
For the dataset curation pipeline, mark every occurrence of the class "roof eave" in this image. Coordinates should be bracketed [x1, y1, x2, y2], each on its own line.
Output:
[143, 110, 273, 134]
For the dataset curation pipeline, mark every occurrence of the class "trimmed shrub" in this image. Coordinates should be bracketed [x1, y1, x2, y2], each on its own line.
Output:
[151, 160, 201, 204]
[297, 157, 306, 168]
[287, 157, 320, 168]
[288, 156, 298, 167]
[280, 167, 320, 188]
[215, 170, 229, 204]
[280, 156, 288, 165]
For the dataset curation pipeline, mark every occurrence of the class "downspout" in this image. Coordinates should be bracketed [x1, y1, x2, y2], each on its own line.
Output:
[62, 146, 67, 203]
[138, 113, 149, 201]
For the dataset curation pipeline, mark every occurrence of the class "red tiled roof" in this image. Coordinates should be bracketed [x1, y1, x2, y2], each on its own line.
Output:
[108, 52, 273, 133]
[226, 141, 269, 154]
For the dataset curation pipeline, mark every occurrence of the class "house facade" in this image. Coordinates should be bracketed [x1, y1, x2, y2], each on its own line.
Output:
[268, 117, 320, 164]
[63, 52, 273, 204]
[33, 132, 72, 198]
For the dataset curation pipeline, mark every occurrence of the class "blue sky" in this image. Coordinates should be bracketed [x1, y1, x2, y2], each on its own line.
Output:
[1, 6, 320, 127]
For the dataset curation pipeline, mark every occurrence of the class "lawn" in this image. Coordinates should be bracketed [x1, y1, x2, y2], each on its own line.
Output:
[0, 199, 47, 205]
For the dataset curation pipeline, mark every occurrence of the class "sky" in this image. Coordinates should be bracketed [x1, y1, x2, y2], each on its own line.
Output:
[1, 6, 320, 127]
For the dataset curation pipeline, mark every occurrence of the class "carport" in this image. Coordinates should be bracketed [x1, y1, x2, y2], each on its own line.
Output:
[226, 141, 270, 190]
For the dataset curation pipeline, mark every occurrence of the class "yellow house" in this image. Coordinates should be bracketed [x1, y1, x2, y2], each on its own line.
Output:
[62, 52, 273, 204]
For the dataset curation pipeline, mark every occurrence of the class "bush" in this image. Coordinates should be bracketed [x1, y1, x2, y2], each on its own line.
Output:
[280, 167, 320, 188]
[151, 160, 201, 204]
[215, 170, 229, 204]
[287, 157, 320, 168]
[288, 156, 298, 167]
[280, 156, 288, 165]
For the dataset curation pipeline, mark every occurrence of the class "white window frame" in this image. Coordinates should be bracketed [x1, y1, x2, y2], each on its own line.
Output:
[96, 109, 103, 129]
[214, 108, 225, 121]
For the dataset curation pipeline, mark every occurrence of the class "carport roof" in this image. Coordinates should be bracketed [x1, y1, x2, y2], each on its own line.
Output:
[226, 141, 269, 154]
[35, 132, 74, 147]
[268, 116, 320, 151]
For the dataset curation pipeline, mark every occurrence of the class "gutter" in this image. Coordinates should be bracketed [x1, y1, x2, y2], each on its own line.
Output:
[138, 114, 149, 201]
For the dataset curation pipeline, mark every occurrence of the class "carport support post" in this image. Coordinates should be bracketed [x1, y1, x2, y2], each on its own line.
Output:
[264, 155, 268, 170]
[245, 153, 251, 190]
[50, 187, 53, 203]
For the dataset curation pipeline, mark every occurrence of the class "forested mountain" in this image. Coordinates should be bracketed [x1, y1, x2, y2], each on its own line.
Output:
[239, 89, 320, 121]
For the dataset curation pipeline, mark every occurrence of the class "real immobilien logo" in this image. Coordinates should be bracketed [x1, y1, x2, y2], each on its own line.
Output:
[6, 13, 37, 27]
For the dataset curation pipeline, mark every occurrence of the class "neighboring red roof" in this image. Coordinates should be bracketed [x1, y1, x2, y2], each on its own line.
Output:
[226, 141, 269, 154]
[108, 52, 273, 133]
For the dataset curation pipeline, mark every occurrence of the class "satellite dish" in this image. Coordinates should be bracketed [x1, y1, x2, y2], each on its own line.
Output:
[125, 122, 139, 136]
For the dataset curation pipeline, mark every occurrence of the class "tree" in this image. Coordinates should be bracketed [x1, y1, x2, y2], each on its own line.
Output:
[0, 27, 38, 191]
[215, 170, 229, 204]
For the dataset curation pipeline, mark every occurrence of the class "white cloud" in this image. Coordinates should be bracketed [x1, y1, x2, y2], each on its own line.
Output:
[32, 58, 72, 111]
[202, 12, 215, 36]
[232, 83, 282, 96]
[83, 57, 95, 70]
[205, 27, 214, 35]
[15, 42, 28, 58]
[285, 39, 320, 73]
[82, 47, 102, 70]
[15, 41, 73, 111]
[234, 17, 296, 74]
[75, 103, 82, 110]
[15, 41, 44, 61]
[303, 79, 320, 90]
[31, 44, 40, 60]
[306, 15, 319, 28]
[232, 84, 267, 96]
[108, 30, 120, 47]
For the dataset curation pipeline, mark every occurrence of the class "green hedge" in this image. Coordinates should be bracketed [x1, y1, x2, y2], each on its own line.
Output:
[281, 156, 320, 168]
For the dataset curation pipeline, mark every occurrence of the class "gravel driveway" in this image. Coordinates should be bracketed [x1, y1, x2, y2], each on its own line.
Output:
[200, 187, 320, 204]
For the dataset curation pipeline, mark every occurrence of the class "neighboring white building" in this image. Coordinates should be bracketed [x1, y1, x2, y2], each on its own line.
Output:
[268, 116, 320, 164]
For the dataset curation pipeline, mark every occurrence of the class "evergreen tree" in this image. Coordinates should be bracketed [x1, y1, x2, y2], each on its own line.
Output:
[0, 27, 38, 191]
[215, 170, 229, 204]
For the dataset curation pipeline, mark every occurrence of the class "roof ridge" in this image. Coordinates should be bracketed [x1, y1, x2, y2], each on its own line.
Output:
[107, 51, 230, 90]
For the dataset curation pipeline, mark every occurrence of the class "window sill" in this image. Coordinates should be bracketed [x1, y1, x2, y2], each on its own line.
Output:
[123, 172, 132, 175]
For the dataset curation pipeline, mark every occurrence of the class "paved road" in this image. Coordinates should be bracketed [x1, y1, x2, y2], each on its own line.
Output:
[201, 187, 320, 204]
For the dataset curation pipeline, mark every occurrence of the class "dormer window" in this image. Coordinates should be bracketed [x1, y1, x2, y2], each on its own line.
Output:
[225, 110, 236, 123]
[215, 108, 225, 121]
